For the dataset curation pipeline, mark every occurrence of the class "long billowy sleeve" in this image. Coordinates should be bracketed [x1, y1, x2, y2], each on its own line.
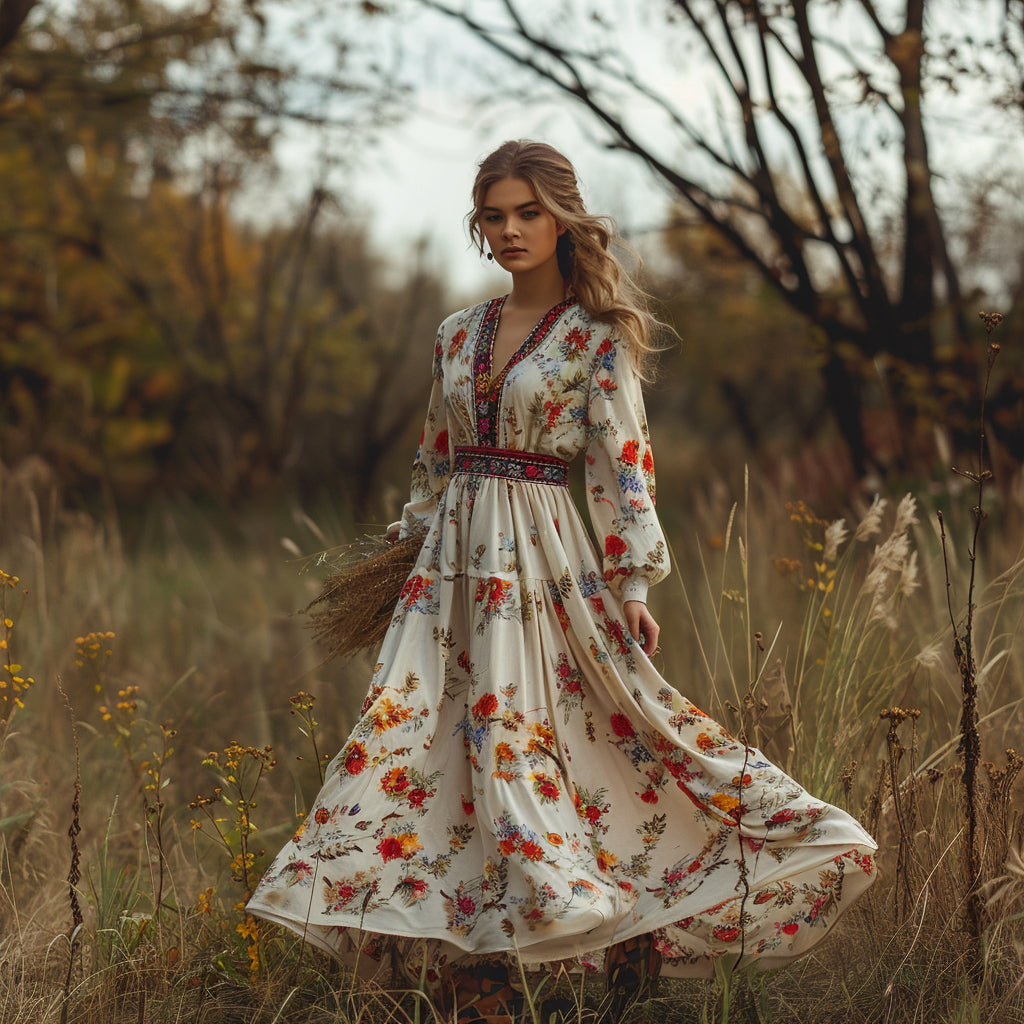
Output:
[399, 329, 451, 539]
[584, 335, 669, 604]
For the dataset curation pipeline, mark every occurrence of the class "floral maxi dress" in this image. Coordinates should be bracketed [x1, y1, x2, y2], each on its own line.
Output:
[247, 297, 877, 978]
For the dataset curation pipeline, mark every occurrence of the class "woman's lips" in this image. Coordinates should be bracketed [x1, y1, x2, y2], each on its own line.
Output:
[502, 247, 525, 255]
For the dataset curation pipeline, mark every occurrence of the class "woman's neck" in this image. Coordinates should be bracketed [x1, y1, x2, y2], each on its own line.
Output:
[506, 263, 567, 312]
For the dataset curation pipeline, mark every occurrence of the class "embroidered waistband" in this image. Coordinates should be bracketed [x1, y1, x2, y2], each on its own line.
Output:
[452, 446, 569, 487]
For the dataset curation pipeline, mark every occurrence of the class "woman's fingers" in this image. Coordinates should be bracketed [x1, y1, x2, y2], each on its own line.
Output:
[640, 608, 660, 656]
[624, 600, 660, 656]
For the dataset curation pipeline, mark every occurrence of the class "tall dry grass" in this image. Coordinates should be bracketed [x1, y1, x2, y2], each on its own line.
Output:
[1, 454, 1023, 1020]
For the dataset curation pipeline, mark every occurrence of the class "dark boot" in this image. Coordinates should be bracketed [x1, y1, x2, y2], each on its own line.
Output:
[442, 956, 523, 1023]
[602, 933, 662, 1021]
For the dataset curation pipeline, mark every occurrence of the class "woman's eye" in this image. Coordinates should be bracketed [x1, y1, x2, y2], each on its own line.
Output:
[522, 210, 538, 219]
[484, 214, 502, 223]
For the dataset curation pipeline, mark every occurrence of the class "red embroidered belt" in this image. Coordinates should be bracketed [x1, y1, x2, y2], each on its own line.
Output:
[452, 446, 569, 487]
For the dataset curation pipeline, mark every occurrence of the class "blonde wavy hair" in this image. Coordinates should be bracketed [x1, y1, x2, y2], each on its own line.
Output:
[468, 140, 663, 377]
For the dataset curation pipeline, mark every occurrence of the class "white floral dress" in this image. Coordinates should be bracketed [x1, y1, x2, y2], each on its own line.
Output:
[248, 297, 877, 980]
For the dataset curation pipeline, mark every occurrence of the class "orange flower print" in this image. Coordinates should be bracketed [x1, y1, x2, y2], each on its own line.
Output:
[696, 732, 716, 752]
[472, 692, 499, 720]
[372, 697, 413, 734]
[642, 446, 654, 473]
[546, 832, 563, 845]
[596, 849, 618, 872]
[620, 440, 639, 465]
[521, 840, 544, 861]
[712, 924, 740, 942]
[314, 807, 330, 825]
[711, 792, 741, 816]
[381, 766, 410, 795]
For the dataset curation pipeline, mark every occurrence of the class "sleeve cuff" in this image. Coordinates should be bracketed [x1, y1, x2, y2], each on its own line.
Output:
[620, 575, 649, 605]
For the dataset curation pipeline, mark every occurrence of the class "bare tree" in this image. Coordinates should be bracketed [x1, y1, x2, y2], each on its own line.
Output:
[412, 0, 1023, 474]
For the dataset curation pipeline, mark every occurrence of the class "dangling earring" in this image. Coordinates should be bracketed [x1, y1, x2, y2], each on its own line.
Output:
[486, 252, 494, 261]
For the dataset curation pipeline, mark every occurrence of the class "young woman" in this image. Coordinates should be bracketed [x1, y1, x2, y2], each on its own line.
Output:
[248, 141, 877, 1022]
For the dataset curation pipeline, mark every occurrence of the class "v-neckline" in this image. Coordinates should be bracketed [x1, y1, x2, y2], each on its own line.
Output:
[484, 294, 576, 390]
[472, 294, 577, 447]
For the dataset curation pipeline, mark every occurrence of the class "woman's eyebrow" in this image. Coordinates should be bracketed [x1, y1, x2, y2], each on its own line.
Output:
[481, 201, 541, 212]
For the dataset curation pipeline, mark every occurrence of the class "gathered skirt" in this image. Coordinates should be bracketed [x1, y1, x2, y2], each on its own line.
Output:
[247, 460, 876, 979]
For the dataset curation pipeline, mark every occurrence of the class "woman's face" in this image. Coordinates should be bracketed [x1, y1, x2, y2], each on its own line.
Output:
[479, 176, 564, 277]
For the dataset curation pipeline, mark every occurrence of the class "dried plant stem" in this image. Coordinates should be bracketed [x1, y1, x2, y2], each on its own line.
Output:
[938, 312, 1003, 949]
[59, 683, 83, 1024]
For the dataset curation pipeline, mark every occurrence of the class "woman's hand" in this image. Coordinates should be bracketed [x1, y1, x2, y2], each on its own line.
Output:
[385, 521, 402, 545]
[624, 600, 660, 657]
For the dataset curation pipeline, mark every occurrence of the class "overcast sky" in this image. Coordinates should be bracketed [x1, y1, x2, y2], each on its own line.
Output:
[262, 0, 1021, 304]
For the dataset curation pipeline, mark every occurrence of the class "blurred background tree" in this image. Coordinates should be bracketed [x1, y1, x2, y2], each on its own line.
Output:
[1, 0, 1022, 527]
[0, 0, 445, 521]
[412, 0, 1024, 480]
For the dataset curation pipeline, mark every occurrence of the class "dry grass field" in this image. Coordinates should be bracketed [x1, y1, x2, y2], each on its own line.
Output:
[1, 455, 1023, 1022]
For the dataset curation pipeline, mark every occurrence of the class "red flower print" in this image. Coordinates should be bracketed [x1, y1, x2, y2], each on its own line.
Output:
[586, 805, 602, 824]
[642, 447, 655, 473]
[434, 430, 449, 452]
[458, 895, 476, 915]
[378, 837, 404, 862]
[604, 534, 627, 558]
[314, 807, 330, 825]
[408, 787, 427, 808]
[401, 575, 427, 605]
[377, 832, 421, 862]
[620, 440, 639, 465]
[610, 713, 635, 738]
[472, 692, 499, 720]
[640, 788, 658, 804]
[521, 840, 544, 861]
[753, 890, 775, 905]
[544, 399, 566, 429]
[344, 742, 367, 775]
[461, 794, 474, 815]
[712, 925, 741, 942]
[696, 732, 716, 752]
[498, 838, 517, 856]
[782, 922, 799, 935]
[768, 808, 797, 826]
[448, 327, 467, 356]
[563, 326, 589, 354]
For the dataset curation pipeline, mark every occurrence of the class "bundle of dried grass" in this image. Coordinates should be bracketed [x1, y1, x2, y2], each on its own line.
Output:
[307, 530, 426, 659]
